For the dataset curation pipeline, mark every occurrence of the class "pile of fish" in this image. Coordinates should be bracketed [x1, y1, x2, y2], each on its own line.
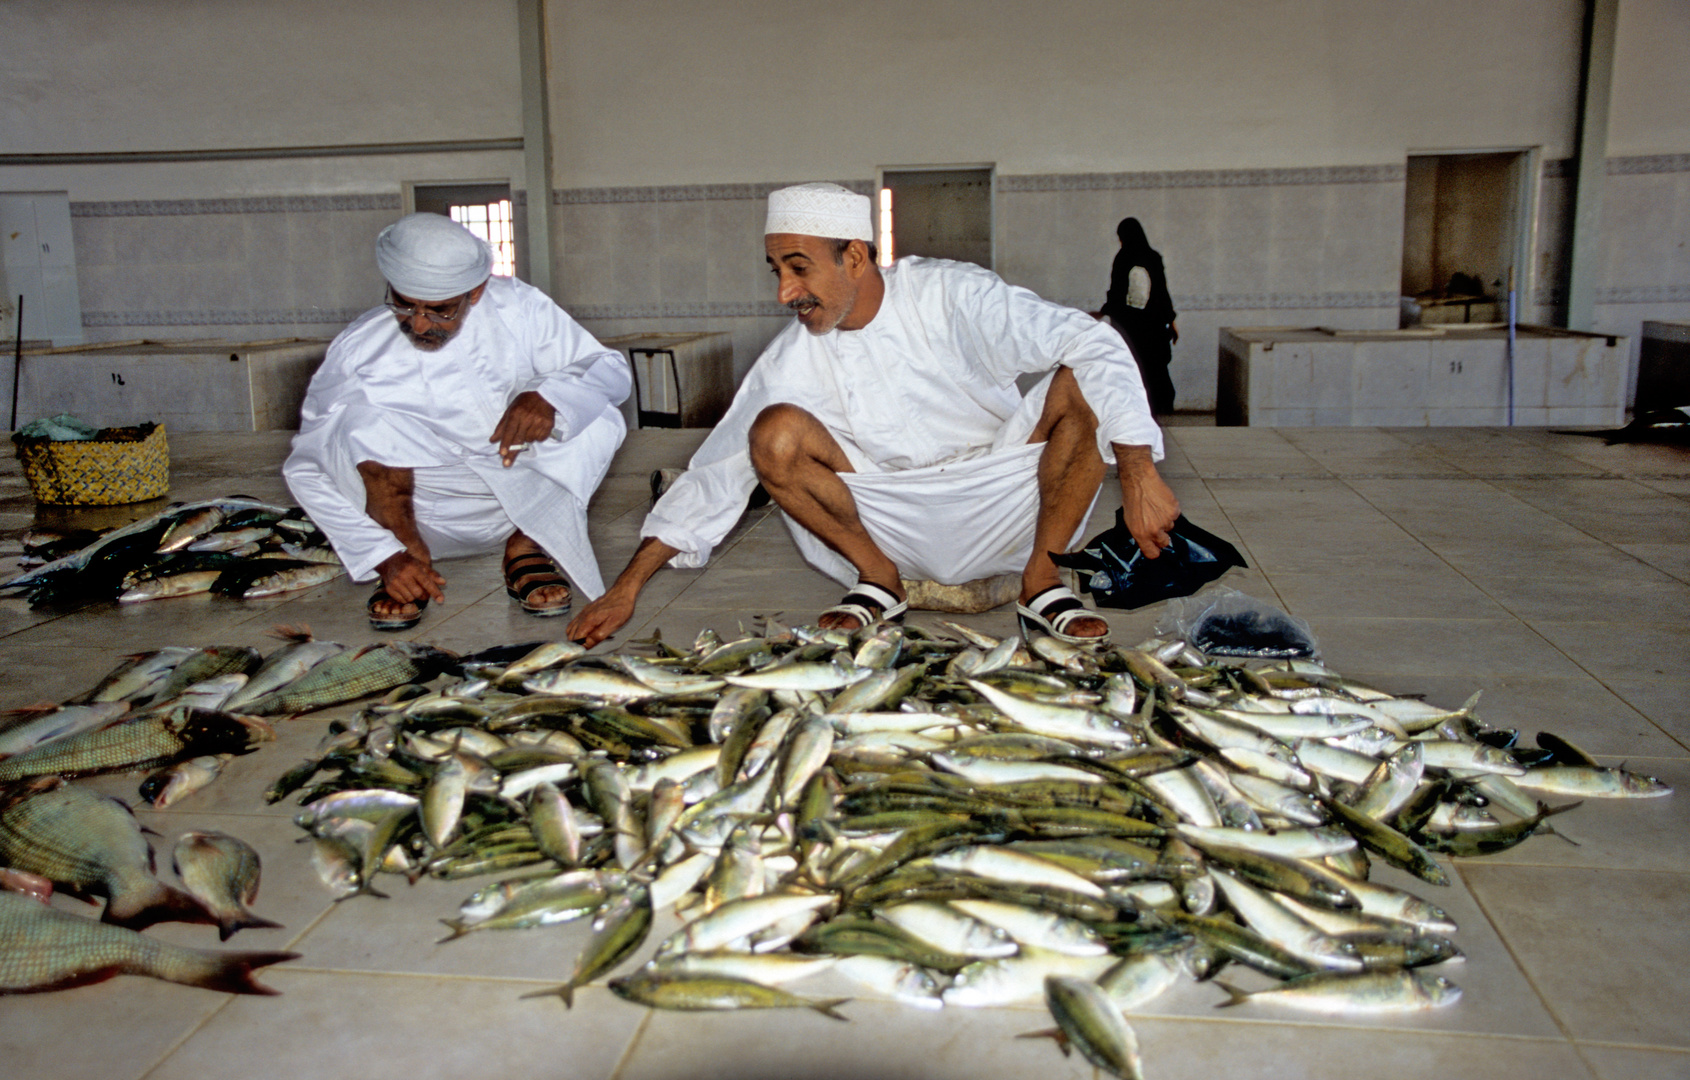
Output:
[0, 633, 454, 814]
[261, 619, 1668, 1077]
[2, 496, 343, 608]
[0, 627, 455, 996]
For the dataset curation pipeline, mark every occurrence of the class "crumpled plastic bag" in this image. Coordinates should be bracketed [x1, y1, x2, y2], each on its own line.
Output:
[15, 413, 100, 441]
[1050, 510, 1246, 610]
[1154, 585, 1320, 659]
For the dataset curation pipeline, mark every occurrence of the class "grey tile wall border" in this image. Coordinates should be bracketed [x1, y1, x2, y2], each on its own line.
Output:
[553, 180, 874, 205]
[61, 155, 1679, 221]
[1609, 154, 1690, 175]
[71, 194, 403, 218]
[1597, 284, 1690, 303]
[83, 308, 368, 327]
[997, 164, 1406, 193]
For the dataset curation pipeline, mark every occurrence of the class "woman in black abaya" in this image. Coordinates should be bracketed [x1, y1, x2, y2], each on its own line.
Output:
[1101, 217, 1178, 414]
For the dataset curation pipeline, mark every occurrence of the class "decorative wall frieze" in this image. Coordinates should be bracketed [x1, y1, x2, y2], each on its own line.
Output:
[998, 164, 1406, 193]
[83, 307, 368, 327]
[71, 194, 402, 218]
[553, 180, 874, 205]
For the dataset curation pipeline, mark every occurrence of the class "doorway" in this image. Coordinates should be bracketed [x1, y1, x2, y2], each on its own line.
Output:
[878, 167, 994, 270]
[410, 182, 517, 279]
[1400, 151, 1538, 324]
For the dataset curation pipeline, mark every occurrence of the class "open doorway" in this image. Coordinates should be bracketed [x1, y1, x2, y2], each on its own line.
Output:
[878, 167, 994, 270]
[1400, 151, 1538, 325]
[411, 182, 517, 278]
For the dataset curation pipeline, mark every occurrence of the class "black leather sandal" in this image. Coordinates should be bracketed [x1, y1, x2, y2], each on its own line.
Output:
[503, 552, 572, 618]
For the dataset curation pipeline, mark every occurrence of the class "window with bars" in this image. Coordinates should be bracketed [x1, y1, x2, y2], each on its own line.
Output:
[412, 182, 517, 279]
[450, 200, 516, 277]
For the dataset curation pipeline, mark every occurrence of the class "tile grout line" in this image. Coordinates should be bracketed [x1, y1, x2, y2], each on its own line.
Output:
[1333, 471, 1690, 756]
[1453, 860, 1600, 1078]
[134, 996, 238, 1080]
[605, 1008, 654, 1080]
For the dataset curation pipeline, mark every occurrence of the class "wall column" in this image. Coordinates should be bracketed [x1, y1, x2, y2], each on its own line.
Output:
[517, 0, 555, 297]
[1566, 0, 1618, 331]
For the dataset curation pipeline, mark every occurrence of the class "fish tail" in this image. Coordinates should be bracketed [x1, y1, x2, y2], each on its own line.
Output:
[269, 623, 315, 642]
[166, 949, 301, 995]
[104, 880, 217, 930]
[807, 997, 851, 1021]
[1213, 980, 1251, 1008]
[519, 983, 576, 1008]
[434, 918, 475, 944]
[218, 910, 285, 942]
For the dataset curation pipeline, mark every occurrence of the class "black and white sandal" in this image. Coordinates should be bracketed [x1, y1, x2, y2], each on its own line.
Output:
[503, 552, 573, 619]
[819, 580, 908, 630]
[368, 587, 427, 632]
[1016, 585, 1109, 646]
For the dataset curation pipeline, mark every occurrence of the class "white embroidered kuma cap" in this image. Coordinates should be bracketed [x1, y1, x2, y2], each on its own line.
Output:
[764, 182, 874, 242]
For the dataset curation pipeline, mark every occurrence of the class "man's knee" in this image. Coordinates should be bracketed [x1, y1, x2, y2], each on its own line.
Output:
[748, 403, 820, 478]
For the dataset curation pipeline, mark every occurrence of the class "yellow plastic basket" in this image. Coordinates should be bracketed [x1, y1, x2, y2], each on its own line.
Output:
[14, 423, 170, 505]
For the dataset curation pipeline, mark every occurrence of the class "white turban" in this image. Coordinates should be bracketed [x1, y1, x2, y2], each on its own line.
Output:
[765, 182, 874, 242]
[375, 213, 494, 301]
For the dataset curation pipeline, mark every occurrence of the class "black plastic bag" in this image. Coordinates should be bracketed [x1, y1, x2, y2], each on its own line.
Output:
[1051, 510, 1246, 610]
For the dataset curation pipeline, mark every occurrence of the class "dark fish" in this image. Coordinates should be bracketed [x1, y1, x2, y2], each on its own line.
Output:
[0, 891, 297, 994]
[0, 779, 214, 929]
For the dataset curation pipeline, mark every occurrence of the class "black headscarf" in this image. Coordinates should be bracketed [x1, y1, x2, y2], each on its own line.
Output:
[1115, 217, 1160, 269]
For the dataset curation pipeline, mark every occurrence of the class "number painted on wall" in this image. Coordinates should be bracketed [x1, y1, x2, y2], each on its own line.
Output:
[110, 372, 125, 385]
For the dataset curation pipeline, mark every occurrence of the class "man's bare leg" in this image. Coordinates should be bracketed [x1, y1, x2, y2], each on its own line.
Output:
[748, 403, 903, 630]
[1022, 368, 1109, 639]
[359, 460, 445, 621]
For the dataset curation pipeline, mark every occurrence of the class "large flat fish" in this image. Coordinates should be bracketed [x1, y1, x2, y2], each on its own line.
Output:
[239, 642, 456, 716]
[0, 891, 296, 994]
[0, 707, 271, 782]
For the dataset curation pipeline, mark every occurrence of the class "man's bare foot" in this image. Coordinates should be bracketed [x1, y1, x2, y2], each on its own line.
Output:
[503, 533, 572, 617]
[818, 580, 908, 632]
[1017, 584, 1110, 642]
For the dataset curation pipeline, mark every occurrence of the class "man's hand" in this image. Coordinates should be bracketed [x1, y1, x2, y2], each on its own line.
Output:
[376, 549, 446, 604]
[1115, 444, 1181, 558]
[491, 390, 557, 467]
[564, 536, 679, 647]
[566, 590, 638, 648]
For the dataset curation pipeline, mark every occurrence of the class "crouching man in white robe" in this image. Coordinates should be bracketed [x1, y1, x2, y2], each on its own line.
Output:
[567, 182, 1178, 647]
[284, 212, 630, 631]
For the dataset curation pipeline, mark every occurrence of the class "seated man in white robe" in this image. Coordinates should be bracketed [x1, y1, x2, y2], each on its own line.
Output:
[285, 212, 630, 631]
[567, 182, 1178, 647]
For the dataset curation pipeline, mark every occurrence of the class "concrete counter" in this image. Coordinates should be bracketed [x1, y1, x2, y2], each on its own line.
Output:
[15, 337, 327, 432]
[1217, 324, 1626, 427]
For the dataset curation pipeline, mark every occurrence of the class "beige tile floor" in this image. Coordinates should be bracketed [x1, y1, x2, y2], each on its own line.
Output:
[1, 424, 1687, 1080]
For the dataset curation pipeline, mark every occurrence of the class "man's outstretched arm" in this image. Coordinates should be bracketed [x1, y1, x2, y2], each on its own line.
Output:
[566, 536, 679, 646]
[1115, 443, 1180, 558]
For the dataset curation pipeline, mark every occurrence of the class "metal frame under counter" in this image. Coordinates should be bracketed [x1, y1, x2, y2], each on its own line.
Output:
[1216, 324, 1626, 427]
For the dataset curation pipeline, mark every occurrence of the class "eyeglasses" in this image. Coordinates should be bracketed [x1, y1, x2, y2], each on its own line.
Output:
[384, 288, 470, 323]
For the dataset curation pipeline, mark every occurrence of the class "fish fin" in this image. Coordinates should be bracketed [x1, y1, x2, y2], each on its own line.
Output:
[219, 911, 285, 941]
[1014, 1028, 1069, 1054]
[103, 880, 218, 930]
[1540, 799, 1583, 819]
[268, 623, 315, 642]
[519, 983, 576, 1008]
[1213, 980, 1251, 1008]
[1458, 690, 1483, 716]
[181, 950, 301, 995]
[807, 997, 851, 1021]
